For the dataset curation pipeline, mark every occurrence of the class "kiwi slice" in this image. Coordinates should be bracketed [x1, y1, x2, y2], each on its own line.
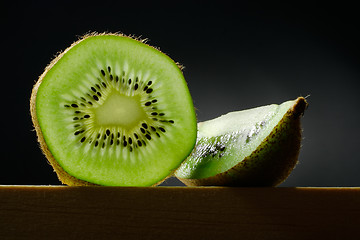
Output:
[175, 97, 308, 186]
[30, 33, 197, 186]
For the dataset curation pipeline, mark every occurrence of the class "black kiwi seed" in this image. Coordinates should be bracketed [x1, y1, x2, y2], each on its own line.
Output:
[147, 81, 152, 85]
[150, 126, 156, 131]
[75, 111, 81, 114]
[107, 66, 111, 72]
[71, 104, 78, 108]
[134, 133, 139, 139]
[146, 88, 153, 94]
[97, 92, 102, 97]
[168, 120, 174, 124]
[84, 114, 90, 119]
[145, 101, 151, 106]
[128, 79, 132, 85]
[81, 137, 86, 142]
[123, 140, 128, 147]
[143, 86, 148, 91]
[102, 82, 107, 88]
[145, 134, 151, 140]
[152, 99, 157, 103]
[142, 123, 148, 129]
[159, 127, 166, 132]
[134, 83, 138, 90]
[91, 87, 96, 92]
[159, 113, 165, 116]
[64, 104, 70, 108]
[73, 117, 79, 120]
[140, 128, 145, 134]
[137, 140, 142, 146]
[128, 137, 133, 144]
[88, 101, 93, 105]
[151, 112, 158, 116]
[101, 69, 105, 76]
[110, 75, 113, 81]
[95, 141, 99, 147]
[211, 151, 218, 157]
[106, 129, 110, 136]
[93, 95, 99, 101]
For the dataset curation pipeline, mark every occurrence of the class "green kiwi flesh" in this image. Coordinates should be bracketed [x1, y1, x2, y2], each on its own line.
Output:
[175, 97, 307, 186]
[30, 33, 197, 186]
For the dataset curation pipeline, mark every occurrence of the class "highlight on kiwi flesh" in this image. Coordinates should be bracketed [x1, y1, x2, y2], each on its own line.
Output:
[30, 33, 197, 186]
[175, 97, 308, 187]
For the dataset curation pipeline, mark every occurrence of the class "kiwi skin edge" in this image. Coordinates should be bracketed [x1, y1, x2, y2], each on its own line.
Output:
[177, 97, 308, 187]
[30, 32, 180, 186]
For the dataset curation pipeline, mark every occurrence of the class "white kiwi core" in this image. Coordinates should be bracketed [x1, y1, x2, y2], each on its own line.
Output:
[94, 93, 146, 129]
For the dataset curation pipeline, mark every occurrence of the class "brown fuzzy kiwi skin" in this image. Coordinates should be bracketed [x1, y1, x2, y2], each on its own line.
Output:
[177, 97, 308, 187]
[30, 32, 184, 186]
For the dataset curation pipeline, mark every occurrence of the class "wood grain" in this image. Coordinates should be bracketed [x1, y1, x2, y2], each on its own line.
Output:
[1, 186, 359, 239]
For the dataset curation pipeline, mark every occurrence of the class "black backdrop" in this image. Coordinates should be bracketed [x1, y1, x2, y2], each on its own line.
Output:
[2, 1, 360, 186]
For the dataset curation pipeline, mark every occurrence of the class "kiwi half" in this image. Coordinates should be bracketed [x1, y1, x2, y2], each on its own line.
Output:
[30, 33, 197, 186]
[175, 97, 307, 186]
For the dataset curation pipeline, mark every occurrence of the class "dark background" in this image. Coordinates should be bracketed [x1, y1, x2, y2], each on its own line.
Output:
[2, 1, 359, 186]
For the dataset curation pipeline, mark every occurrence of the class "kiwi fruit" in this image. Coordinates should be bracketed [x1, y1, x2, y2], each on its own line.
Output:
[175, 97, 308, 186]
[30, 33, 197, 186]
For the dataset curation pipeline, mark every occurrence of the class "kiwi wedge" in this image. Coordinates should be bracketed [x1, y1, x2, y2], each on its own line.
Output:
[175, 97, 308, 186]
[30, 33, 197, 186]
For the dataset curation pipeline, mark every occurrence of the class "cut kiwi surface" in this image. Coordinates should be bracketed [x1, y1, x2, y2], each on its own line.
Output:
[31, 33, 197, 186]
[175, 97, 308, 186]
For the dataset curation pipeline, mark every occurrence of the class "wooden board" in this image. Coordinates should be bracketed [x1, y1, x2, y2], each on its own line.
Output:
[1, 186, 360, 239]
